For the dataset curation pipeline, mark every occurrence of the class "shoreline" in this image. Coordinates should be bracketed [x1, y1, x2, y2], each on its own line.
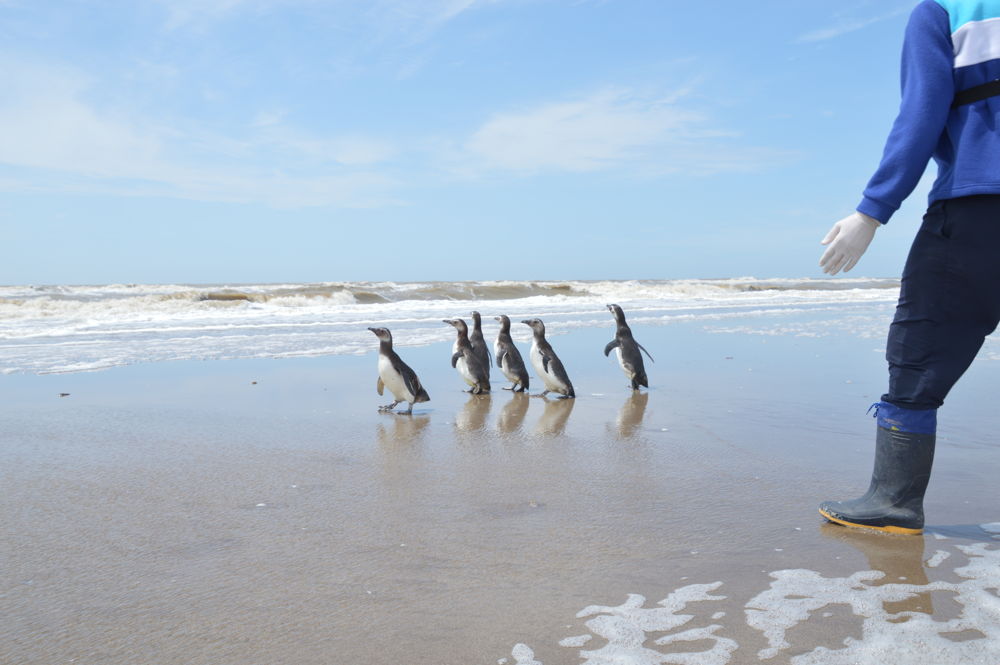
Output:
[4, 325, 1000, 664]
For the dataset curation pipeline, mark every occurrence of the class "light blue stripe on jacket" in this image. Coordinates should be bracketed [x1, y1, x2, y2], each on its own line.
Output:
[935, 0, 1000, 33]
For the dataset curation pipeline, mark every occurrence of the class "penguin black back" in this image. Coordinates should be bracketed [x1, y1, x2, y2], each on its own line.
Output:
[470, 310, 493, 369]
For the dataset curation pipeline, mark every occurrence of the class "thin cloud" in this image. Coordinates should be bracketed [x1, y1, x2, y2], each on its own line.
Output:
[157, 0, 497, 35]
[459, 88, 793, 176]
[795, 7, 910, 43]
[464, 89, 703, 173]
[159, 0, 254, 30]
[0, 60, 400, 208]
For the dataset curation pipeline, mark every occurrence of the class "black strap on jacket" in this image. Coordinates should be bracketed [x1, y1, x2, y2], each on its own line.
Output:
[952, 79, 1000, 108]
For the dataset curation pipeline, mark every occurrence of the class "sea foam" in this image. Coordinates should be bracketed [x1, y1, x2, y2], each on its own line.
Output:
[0, 278, 905, 374]
[505, 541, 1000, 664]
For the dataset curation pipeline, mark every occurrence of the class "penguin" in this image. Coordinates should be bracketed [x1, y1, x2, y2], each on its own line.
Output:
[469, 311, 493, 372]
[521, 318, 575, 398]
[493, 314, 530, 392]
[368, 327, 430, 414]
[444, 319, 491, 394]
[603, 303, 654, 390]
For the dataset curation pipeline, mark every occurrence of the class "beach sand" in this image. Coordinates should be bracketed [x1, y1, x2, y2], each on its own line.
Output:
[4, 322, 1000, 664]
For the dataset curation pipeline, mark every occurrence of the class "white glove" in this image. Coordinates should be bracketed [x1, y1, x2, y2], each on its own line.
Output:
[819, 212, 880, 275]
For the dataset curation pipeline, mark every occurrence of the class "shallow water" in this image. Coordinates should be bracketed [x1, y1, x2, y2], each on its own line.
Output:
[3, 319, 1000, 664]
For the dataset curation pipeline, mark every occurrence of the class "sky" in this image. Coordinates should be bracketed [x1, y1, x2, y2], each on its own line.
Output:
[0, 0, 935, 285]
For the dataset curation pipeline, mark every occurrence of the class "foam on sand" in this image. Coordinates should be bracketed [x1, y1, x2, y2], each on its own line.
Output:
[508, 542, 1000, 664]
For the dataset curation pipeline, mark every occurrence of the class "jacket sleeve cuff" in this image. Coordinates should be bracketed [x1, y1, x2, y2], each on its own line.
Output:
[857, 197, 893, 224]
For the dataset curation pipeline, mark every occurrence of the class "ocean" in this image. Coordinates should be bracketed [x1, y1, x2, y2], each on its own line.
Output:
[0, 277, 908, 375]
[6, 276, 1000, 664]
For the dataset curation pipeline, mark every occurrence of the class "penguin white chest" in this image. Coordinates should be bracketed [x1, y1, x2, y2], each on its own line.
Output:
[529, 343, 559, 390]
[616, 345, 633, 377]
[378, 355, 412, 401]
[529, 342, 545, 376]
[498, 349, 517, 382]
[456, 355, 477, 386]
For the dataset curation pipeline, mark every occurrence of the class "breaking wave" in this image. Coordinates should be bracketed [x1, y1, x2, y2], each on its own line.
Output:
[0, 278, 902, 375]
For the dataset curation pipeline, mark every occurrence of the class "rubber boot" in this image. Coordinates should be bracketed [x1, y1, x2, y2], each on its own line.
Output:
[819, 406, 936, 535]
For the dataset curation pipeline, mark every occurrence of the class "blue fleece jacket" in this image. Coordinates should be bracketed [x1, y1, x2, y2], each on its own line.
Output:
[859, 0, 1000, 223]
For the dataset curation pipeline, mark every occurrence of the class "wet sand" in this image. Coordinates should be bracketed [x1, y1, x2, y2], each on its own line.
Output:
[4, 323, 1000, 664]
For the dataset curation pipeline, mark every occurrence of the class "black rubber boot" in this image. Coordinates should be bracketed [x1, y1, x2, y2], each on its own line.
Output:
[819, 425, 936, 535]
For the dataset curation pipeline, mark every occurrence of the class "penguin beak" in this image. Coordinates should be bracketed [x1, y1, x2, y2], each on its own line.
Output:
[521, 320, 531, 326]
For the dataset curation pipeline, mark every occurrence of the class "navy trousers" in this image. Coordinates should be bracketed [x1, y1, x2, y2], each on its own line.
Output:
[884, 195, 1000, 411]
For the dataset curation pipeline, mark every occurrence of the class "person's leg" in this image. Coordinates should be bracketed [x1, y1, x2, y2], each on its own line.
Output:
[885, 196, 1000, 411]
[821, 195, 1000, 534]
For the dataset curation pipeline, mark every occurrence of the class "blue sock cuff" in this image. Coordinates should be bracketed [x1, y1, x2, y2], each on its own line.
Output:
[869, 401, 937, 434]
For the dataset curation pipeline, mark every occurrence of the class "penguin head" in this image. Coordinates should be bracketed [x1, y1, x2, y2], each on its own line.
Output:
[607, 303, 626, 323]
[443, 318, 469, 335]
[521, 318, 545, 335]
[368, 326, 392, 344]
[495, 314, 511, 331]
[470, 311, 482, 326]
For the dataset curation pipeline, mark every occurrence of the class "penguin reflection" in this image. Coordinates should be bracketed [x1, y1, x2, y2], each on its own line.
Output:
[497, 391, 530, 434]
[455, 393, 492, 433]
[614, 390, 649, 439]
[376, 414, 431, 447]
[535, 396, 575, 435]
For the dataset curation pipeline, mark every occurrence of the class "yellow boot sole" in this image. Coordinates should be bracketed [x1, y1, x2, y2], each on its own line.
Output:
[819, 507, 923, 535]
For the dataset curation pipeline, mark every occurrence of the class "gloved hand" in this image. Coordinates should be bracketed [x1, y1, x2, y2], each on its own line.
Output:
[819, 212, 880, 275]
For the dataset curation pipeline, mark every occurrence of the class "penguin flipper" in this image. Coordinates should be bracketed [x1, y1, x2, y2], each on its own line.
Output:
[604, 340, 620, 357]
[451, 352, 462, 368]
[637, 342, 654, 363]
[496, 349, 507, 367]
[376, 377, 385, 396]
